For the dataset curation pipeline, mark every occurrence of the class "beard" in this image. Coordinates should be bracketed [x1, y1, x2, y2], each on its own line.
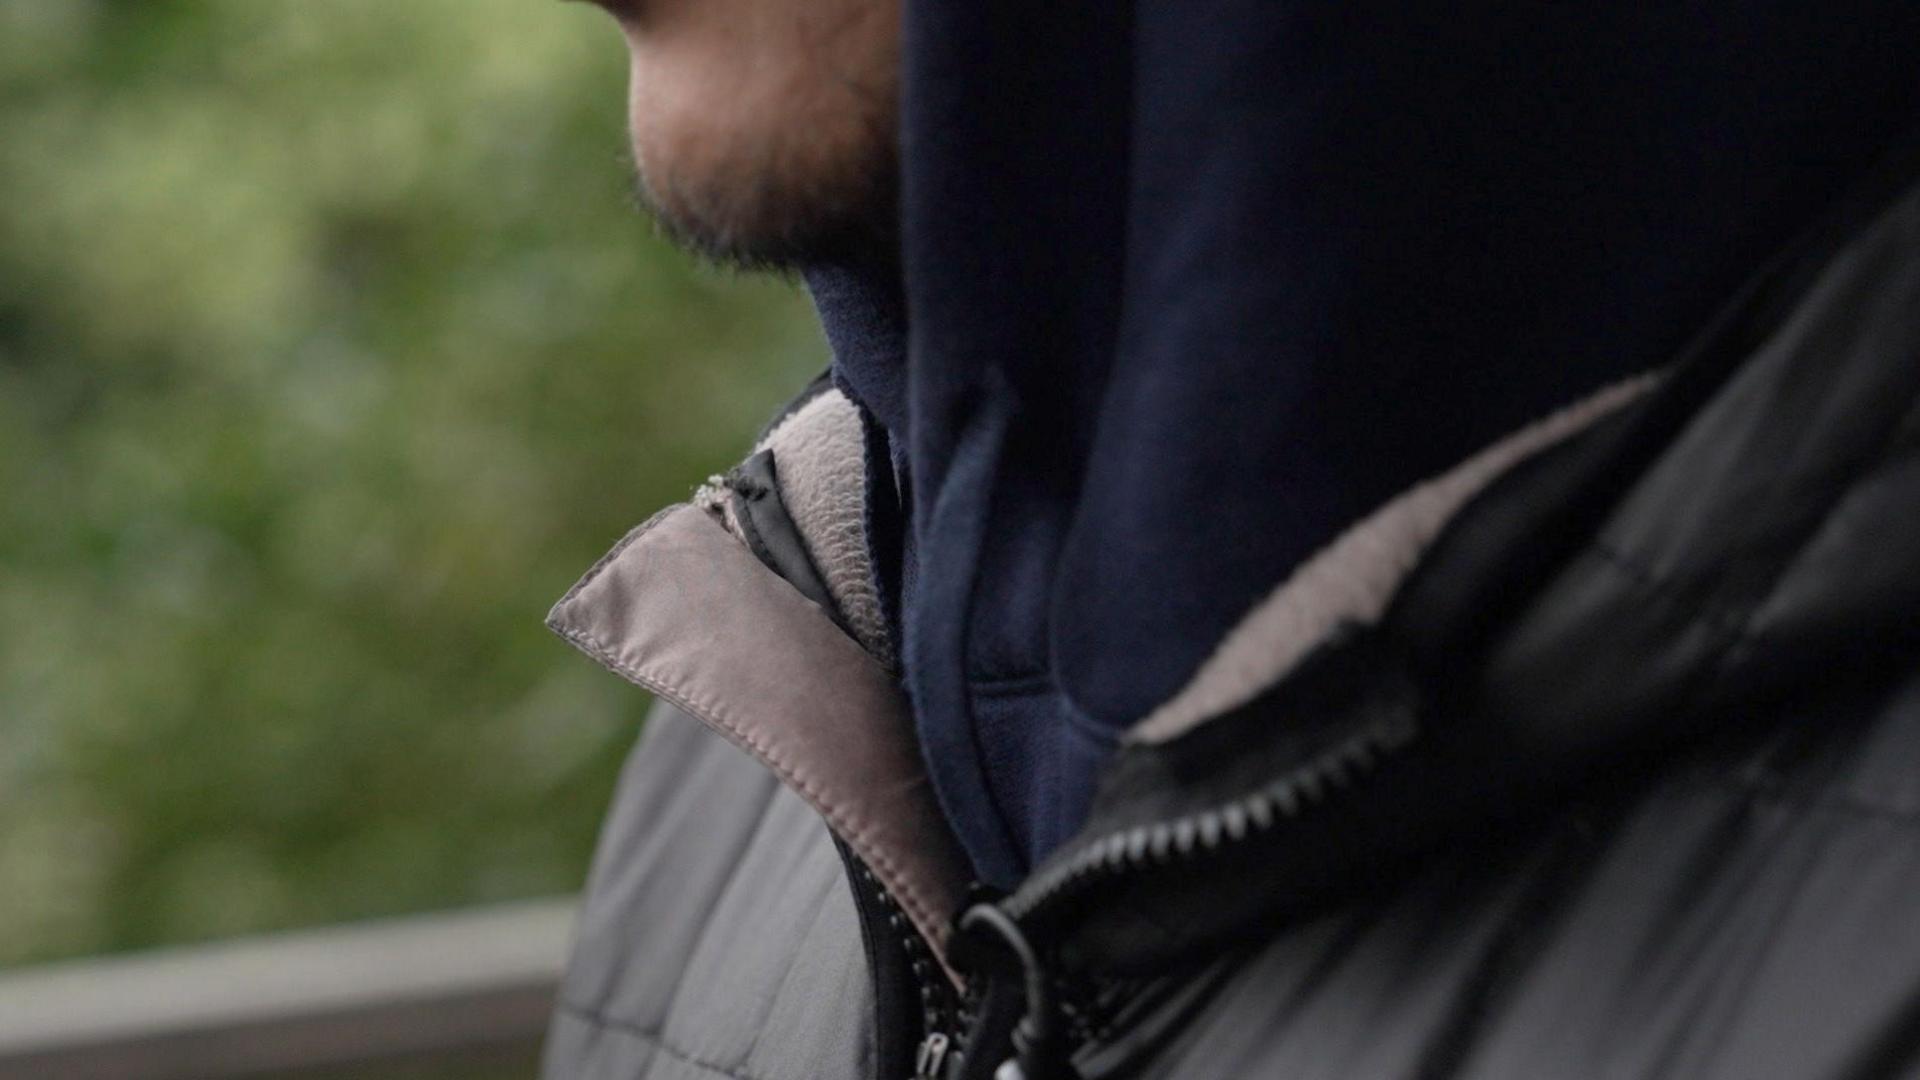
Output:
[615, 0, 903, 273]
[628, 116, 899, 273]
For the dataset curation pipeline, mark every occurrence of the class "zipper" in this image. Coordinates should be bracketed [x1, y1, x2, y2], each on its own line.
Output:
[841, 855, 976, 1080]
[1001, 706, 1416, 932]
[856, 859, 965, 1040]
[935, 707, 1418, 1078]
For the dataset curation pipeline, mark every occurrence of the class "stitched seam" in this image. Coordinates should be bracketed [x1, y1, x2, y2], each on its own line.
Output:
[1582, 538, 1920, 826]
[1601, 382, 1920, 652]
[1584, 542, 1754, 643]
[1731, 390, 1920, 654]
[1588, 389, 1920, 739]
[1058, 691, 1125, 748]
[592, 741, 784, 1032]
[1726, 382, 1920, 641]
[550, 505, 682, 611]
[545, 506, 948, 952]
[740, 871, 843, 1067]
[655, 767, 788, 1040]
[968, 670, 1055, 695]
[555, 999, 768, 1080]
[1708, 775, 1920, 828]
[560, 509, 909, 690]
[550, 623, 952, 959]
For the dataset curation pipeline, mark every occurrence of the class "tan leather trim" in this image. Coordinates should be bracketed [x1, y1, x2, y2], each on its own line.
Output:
[547, 505, 967, 980]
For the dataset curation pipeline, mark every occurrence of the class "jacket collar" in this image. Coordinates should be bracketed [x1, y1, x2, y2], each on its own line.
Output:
[547, 502, 968, 973]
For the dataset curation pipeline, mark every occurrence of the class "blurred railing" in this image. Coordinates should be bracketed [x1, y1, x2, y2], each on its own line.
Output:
[0, 898, 574, 1080]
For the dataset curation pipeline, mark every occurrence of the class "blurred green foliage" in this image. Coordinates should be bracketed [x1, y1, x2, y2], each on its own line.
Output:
[0, 0, 823, 965]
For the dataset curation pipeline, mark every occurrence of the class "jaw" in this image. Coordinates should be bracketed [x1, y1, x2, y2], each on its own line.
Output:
[619, 0, 900, 268]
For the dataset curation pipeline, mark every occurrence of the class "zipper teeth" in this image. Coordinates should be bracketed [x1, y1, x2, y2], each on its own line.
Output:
[1057, 972, 1148, 1047]
[1002, 710, 1419, 925]
[856, 860, 965, 1044]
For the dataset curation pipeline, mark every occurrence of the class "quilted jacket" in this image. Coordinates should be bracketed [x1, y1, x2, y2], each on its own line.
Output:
[542, 157, 1920, 1080]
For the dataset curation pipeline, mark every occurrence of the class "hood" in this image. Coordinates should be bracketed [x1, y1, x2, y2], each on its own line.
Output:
[1011, 149, 1920, 974]
[812, 2, 1920, 886]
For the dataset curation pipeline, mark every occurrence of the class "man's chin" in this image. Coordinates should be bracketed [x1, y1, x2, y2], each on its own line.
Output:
[633, 165, 896, 274]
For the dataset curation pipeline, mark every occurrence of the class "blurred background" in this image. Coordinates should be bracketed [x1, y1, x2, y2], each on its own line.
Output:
[0, 0, 824, 1073]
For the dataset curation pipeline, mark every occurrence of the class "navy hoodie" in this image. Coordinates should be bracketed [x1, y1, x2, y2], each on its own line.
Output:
[809, 2, 1920, 889]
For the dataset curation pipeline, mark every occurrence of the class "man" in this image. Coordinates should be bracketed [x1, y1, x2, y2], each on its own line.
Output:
[546, 2, 1920, 1077]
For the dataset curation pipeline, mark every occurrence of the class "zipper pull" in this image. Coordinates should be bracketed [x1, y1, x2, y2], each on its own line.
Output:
[954, 904, 1075, 1080]
[913, 1031, 954, 1080]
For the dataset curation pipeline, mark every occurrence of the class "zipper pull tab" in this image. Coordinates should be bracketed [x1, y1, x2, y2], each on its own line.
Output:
[955, 904, 1075, 1080]
[913, 1031, 953, 1080]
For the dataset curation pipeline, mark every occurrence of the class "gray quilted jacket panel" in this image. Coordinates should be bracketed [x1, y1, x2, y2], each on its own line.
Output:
[544, 704, 873, 1080]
